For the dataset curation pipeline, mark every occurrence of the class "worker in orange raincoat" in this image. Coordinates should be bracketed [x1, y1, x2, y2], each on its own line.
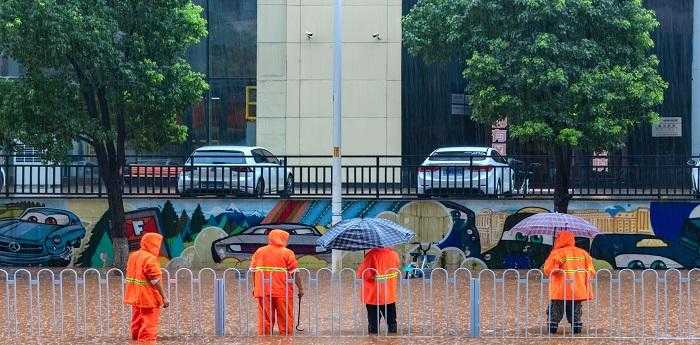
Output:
[250, 229, 304, 336]
[543, 231, 595, 334]
[124, 233, 170, 342]
[357, 247, 401, 334]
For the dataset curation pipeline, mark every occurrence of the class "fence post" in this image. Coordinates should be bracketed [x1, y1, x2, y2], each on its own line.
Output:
[470, 278, 480, 337]
[375, 157, 380, 198]
[214, 278, 225, 336]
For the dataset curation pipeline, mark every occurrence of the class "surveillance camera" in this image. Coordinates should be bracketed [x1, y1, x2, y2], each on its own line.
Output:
[372, 33, 381, 40]
[305, 31, 314, 39]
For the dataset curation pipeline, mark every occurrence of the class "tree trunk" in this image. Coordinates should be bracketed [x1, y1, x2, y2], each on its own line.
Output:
[106, 176, 128, 268]
[95, 143, 128, 268]
[553, 144, 572, 213]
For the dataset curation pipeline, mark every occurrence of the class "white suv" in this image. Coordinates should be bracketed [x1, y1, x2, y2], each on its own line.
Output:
[417, 147, 513, 196]
[177, 146, 293, 197]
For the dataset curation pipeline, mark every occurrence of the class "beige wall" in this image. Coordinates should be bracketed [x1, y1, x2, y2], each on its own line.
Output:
[256, 0, 401, 159]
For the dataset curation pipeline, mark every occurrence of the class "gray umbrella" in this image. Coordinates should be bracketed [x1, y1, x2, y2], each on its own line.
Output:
[318, 218, 415, 251]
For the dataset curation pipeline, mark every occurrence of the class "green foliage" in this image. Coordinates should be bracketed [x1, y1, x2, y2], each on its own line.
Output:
[0, 0, 209, 159]
[161, 200, 178, 238]
[403, 0, 667, 149]
[187, 204, 206, 242]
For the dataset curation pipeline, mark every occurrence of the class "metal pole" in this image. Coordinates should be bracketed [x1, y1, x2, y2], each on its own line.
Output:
[331, 0, 343, 272]
[693, 0, 700, 155]
[214, 278, 225, 336]
[470, 278, 480, 337]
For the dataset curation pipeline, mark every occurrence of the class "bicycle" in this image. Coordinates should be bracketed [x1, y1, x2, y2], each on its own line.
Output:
[509, 158, 541, 195]
[403, 242, 439, 279]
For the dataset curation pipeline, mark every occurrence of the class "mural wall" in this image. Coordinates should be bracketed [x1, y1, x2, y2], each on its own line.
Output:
[0, 198, 698, 270]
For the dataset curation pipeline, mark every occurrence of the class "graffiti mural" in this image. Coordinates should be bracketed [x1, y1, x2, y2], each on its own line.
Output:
[0, 206, 86, 266]
[1, 198, 700, 270]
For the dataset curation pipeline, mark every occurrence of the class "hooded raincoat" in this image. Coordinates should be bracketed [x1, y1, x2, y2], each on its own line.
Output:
[357, 247, 401, 305]
[543, 231, 595, 301]
[250, 229, 299, 335]
[124, 233, 164, 308]
[124, 233, 165, 342]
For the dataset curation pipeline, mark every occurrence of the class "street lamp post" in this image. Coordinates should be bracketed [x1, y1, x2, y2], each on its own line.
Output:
[331, 0, 343, 271]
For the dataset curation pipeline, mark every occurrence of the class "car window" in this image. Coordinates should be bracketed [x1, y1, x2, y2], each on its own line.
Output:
[251, 149, 266, 164]
[261, 150, 280, 165]
[428, 151, 487, 162]
[21, 212, 70, 226]
[490, 150, 507, 164]
[192, 150, 245, 165]
[244, 227, 269, 235]
[294, 228, 313, 235]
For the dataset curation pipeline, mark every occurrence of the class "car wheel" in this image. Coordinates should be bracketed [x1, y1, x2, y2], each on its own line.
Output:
[627, 260, 645, 270]
[280, 174, 294, 196]
[650, 260, 667, 270]
[254, 178, 265, 198]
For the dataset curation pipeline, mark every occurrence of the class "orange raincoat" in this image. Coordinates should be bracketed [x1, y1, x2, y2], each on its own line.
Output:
[250, 229, 299, 335]
[357, 247, 401, 305]
[124, 233, 165, 342]
[543, 231, 595, 301]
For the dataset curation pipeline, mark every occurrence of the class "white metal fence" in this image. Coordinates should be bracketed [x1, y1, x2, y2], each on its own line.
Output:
[2, 268, 700, 339]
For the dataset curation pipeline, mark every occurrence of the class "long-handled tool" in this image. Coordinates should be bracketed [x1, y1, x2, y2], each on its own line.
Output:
[296, 294, 304, 332]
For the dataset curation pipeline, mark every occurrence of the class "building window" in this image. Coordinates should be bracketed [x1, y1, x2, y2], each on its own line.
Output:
[246, 86, 256, 121]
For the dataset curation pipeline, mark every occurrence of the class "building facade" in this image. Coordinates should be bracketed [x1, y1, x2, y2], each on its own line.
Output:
[1, 0, 696, 160]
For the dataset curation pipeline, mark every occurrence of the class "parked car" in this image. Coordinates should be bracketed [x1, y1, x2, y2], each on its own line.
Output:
[417, 147, 513, 196]
[211, 223, 331, 263]
[177, 146, 294, 197]
[0, 208, 86, 266]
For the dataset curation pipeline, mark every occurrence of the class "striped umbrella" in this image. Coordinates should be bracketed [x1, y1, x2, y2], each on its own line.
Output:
[509, 212, 600, 238]
[317, 218, 415, 251]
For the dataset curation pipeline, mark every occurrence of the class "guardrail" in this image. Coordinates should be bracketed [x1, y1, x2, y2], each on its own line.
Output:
[0, 154, 697, 198]
[2, 268, 700, 340]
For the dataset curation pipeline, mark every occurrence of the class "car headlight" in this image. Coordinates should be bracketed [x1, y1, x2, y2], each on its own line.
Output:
[52, 235, 62, 244]
[229, 244, 241, 251]
[45, 238, 63, 254]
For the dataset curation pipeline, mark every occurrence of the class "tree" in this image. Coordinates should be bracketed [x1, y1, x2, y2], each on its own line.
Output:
[403, 0, 667, 212]
[0, 0, 208, 266]
[187, 204, 206, 242]
[161, 200, 178, 239]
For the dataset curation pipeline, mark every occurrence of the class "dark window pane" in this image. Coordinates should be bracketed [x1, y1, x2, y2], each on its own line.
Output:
[209, 0, 256, 78]
[210, 78, 256, 145]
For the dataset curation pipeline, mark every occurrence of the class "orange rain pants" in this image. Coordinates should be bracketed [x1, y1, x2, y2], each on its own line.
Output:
[257, 297, 294, 335]
[131, 306, 161, 342]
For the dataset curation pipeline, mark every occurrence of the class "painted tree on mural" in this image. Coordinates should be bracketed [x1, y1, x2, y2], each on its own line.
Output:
[0, 0, 208, 266]
[176, 209, 190, 239]
[403, 0, 667, 212]
[186, 204, 206, 242]
[161, 201, 179, 239]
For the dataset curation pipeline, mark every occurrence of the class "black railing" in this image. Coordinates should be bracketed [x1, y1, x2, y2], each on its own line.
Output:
[0, 154, 697, 199]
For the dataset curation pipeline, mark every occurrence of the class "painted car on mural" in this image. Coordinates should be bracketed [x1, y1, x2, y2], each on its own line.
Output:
[480, 208, 552, 269]
[211, 223, 331, 263]
[0, 208, 86, 266]
[590, 213, 700, 269]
